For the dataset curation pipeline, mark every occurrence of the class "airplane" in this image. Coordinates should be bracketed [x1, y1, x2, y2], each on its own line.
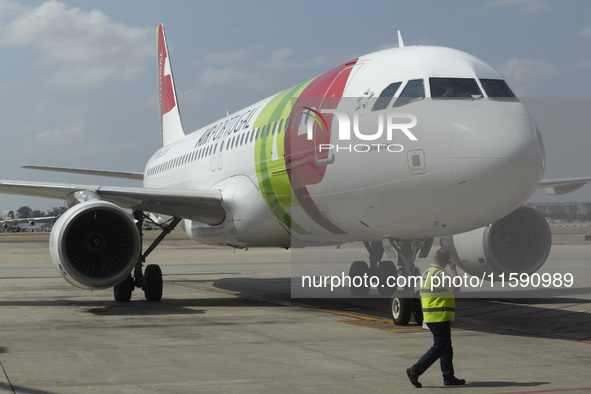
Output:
[1, 215, 58, 231]
[1, 24, 590, 325]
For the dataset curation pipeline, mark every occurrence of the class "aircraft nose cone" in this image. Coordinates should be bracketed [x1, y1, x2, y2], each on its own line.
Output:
[450, 103, 544, 215]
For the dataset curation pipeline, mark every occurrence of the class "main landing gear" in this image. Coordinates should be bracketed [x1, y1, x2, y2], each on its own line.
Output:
[347, 238, 432, 326]
[113, 211, 181, 302]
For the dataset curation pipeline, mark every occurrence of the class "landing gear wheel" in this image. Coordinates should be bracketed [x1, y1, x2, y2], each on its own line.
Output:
[143, 264, 163, 301]
[391, 292, 412, 326]
[377, 260, 397, 296]
[349, 260, 370, 297]
[113, 275, 134, 302]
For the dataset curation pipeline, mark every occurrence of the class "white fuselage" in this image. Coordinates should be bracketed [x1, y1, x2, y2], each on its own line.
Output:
[144, 46, 545, 248]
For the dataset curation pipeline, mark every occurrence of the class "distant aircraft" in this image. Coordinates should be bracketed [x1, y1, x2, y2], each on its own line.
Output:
[1, 25, 589, 325]
[1, 216, 57, 231]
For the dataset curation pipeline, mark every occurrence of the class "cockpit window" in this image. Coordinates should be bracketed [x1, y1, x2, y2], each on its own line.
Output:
[480, 79, 518, 101]
[430, 78, 483, 99]
[393, 79, 425, 108]
[372, 82, 402, 111]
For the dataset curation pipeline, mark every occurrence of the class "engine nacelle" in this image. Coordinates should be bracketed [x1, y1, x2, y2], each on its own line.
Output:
[440, 206, 551, 277]
[49, 201, 141, 290]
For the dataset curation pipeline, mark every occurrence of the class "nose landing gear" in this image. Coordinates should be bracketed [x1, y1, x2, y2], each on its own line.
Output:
[347, 238, 432, 326]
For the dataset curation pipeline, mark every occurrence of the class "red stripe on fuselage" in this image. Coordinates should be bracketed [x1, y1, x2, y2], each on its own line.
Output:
[285, 59, 358, 235]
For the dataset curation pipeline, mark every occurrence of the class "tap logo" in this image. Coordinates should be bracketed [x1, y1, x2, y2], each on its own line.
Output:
[302, 107, 328, 132]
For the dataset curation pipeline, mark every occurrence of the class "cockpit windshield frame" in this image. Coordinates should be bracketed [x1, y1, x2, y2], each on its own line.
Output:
[479, 79, 518, 102]
[393, 79, 425, 108]
[429, 77, 483, 100]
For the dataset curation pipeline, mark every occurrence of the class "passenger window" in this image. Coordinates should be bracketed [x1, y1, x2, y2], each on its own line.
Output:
[393, 79, 425, 107]
[430, 78, 483, 99]
[372, 82, 402, 111]
[480, 79, 517, 101]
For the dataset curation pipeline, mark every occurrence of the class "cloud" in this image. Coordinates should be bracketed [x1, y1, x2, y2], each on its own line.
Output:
[0, 0, 152, 89]
[197, 66, 253, 88]
[582, 25, 591, 38]
[497, 58, 559, 95]
[35, 120, 85, 146]
[197, 46, 262, 65]
[194, 45, 330, 90]
[482, 0, 550, 14]
[0, 0, 26, 17]
[574, 60, 591, 70]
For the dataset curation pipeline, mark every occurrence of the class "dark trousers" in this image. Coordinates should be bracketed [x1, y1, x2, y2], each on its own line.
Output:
[412, 321, 454, 378]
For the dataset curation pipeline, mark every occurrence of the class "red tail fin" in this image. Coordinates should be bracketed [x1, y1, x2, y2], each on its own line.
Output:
[157, 24, 185, 146]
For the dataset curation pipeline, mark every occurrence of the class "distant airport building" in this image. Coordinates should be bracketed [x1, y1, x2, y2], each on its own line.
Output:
[528, 202, 591, 221]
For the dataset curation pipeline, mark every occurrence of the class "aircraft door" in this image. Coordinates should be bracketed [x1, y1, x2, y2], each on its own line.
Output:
[216, 136, 228, 171]
[311, 65, 354, 167]
[210, 141, 219, 172]
[287, 61, 359, 188]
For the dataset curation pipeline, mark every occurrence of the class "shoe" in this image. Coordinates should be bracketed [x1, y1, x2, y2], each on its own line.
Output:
[444, 376, 466, 386]
[406, 368, 422, 388]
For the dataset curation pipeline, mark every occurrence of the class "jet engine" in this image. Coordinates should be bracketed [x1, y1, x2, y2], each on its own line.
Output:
[440, 206, 551, 277]
[49, 200, 141, 290]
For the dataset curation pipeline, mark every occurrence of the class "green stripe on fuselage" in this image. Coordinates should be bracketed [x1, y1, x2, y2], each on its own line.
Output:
[254, 80, 312, 235]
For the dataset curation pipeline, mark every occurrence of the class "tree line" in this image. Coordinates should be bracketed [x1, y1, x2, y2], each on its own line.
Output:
[4, 206, 68, 219]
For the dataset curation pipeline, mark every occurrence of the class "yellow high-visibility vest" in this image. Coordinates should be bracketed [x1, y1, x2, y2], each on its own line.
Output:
[420, 265, 455, 323]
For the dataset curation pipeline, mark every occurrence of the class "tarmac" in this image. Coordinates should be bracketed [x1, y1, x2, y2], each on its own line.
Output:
[0, 232, 590, 393]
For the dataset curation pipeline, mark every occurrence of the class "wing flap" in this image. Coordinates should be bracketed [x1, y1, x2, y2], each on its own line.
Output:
[0, 180, 225, 225]
[23, 165, 144, 181]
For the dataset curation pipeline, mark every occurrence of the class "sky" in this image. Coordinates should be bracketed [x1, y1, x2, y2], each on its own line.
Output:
[0, 0, 590, 213]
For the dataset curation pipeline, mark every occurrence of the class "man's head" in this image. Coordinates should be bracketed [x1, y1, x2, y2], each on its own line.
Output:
[434, 248, 451, 267]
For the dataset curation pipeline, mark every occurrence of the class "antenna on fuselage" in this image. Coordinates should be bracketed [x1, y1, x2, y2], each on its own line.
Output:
[397, 30, 405, 48]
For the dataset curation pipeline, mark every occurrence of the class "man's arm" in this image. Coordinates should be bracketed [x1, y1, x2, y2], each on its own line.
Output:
[448, 262, 461, 293]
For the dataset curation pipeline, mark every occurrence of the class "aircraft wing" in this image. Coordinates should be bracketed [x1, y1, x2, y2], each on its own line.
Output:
[22, 165, 144, 181]
[539, 177, 591, 195]
[0, 180, 225, 225]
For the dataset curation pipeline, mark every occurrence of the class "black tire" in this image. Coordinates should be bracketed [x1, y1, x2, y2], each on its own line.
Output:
[349, 260, 370, 297]
[391, 293, 412, 326]
[377, 260, 397, 296]
[143, 264, 163, 301]
[114, 275, 134, 302]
